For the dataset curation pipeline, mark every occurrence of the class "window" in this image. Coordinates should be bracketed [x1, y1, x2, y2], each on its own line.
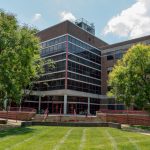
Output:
[68, 54, 101, 70]
[68, 43, 100, 64]
[68, 72, 101, 85]
[107, 55, 114, 60]
[115, 50, 122, 59]
[107, 86, 111, 91]
[68, 61, 101, 79]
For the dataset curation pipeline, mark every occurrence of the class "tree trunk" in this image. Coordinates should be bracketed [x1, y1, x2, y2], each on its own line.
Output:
[127, 107, 129, 124]
[19, 97, 22, 112]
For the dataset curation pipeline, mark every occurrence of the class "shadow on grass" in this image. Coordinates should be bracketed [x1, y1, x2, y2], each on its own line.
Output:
[0, 127, 36, 138]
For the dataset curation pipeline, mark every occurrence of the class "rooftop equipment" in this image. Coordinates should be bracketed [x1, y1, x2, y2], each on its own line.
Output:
[75, 18, 95, 35]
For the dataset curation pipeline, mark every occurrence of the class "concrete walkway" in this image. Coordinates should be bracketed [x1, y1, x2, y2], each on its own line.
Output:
[122, 124, 150, 136]
[7, 119, 22, 126]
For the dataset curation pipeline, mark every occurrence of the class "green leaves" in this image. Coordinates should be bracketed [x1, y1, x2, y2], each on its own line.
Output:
[0, 10, 54, 105]
[108, 44, 150, 110]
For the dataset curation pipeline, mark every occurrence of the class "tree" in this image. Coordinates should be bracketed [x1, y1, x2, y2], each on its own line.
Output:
[0, 10, 54, 108]
[108, 44, 150, 110]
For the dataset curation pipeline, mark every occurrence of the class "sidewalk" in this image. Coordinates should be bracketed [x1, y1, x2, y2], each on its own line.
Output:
[122, 124, 150, 136]
[8, 119, 23, 126]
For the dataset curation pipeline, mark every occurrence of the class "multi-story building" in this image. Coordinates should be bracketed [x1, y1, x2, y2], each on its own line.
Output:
[24, 19, 150, 114]
[25, 19, 108, 115]
[101, 35, 150, 110]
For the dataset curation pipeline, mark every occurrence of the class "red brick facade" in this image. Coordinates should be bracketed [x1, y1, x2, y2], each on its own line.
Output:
[97, 111, 150, 126]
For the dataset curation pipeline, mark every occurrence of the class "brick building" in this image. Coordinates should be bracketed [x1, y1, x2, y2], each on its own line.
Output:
[24, 19, 150, 114]
[101, 35, 150, 109]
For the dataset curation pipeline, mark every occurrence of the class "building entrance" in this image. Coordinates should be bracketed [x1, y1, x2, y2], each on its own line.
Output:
[51, 103, 63, 114]
[68, 103, 88, 115]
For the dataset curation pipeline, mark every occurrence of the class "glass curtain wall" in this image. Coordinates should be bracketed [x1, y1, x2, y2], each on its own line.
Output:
[33, 35, 67, 91]
[67, 35, 101, 94]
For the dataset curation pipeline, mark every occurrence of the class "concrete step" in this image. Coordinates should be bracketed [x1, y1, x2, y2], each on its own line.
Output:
[33, 114, 102, 122]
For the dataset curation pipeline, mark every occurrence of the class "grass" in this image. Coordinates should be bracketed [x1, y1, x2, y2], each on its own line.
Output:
[0, 126, 150, 150]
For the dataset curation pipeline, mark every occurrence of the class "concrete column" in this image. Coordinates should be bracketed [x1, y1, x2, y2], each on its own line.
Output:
[64, 94, 67, 114]
[88, 97, 90, 115]
[38, 96, 41, 114]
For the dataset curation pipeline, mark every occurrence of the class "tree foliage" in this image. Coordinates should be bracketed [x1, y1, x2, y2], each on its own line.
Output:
[108, 44, 150, 109]
[0, 10, 54, 106]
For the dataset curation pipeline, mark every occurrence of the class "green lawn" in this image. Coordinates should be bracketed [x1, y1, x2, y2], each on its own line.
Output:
[0, 126, 150, 150]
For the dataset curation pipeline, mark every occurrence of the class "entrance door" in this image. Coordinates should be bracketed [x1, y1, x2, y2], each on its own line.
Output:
[68, 103, 88, 115]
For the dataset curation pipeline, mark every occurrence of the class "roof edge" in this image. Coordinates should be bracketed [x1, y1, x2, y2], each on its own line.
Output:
[101, 35, 150, 50]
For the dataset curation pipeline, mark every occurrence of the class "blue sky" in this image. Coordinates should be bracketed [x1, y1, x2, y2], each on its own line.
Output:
[1, 0, 150, 44]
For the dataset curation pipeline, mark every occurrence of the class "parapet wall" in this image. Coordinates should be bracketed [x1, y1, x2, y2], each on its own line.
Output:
[97, 112, 150, 126]
[34, 114, 102, 122]
[0, 111, 36, 121]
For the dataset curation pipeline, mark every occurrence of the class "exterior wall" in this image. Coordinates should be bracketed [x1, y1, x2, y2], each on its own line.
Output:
[35, 20, 108, 95]
[67, 21, 108, 48]
[27, 20, 150, 113]
[34, 114, 102, 122]
[97, 112, 150, 126]
[25, 20, 108, 114]
[0, 111, 36, 121]
[101, 55, 108, 95]
[37, 20, 108, 47]
[33, 33, 103, 95]
[36, 21, 68, 42]
[67, 34, 101, 95]
[33, 35, 67, 91]
[101, 37, 150, 96]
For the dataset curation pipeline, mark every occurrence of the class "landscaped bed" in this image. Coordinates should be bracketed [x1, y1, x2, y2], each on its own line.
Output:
[131, 125, 150, 131]
[0, 126, 150, 150]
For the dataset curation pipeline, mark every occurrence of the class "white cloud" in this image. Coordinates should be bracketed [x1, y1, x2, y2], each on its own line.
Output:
[59, 11, 76, 22]
[104, 0, 150, 39]
[32, 13, 42, 22]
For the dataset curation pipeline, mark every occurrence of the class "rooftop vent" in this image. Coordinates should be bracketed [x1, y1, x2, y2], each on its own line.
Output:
[75, 18, 95, 35]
